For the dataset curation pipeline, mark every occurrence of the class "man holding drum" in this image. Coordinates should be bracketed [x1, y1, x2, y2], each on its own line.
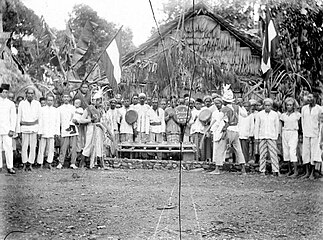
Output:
[119, 96, 137, 143]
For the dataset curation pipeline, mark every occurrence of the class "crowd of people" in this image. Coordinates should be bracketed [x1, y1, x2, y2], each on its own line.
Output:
[0, 81, 323, 180]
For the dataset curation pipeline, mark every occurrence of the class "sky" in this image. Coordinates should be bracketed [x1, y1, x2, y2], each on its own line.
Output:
[22, 0, 166, 47]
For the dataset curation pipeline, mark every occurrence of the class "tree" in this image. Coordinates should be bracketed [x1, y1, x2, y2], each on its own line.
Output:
[2, 0, 42, 64]
[159, 0, 257, 30]
[271, 0, 323, 92]
[67, 4, 135, 78]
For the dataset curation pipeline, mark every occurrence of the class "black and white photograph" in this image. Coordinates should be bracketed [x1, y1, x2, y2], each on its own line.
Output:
[0, 0, 323, 239]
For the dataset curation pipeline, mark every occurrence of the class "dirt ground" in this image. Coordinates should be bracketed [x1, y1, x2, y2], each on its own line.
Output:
[0, 168, 323, 240]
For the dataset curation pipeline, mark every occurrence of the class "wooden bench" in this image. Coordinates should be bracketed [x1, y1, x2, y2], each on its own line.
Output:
[117, 142, 197, 161]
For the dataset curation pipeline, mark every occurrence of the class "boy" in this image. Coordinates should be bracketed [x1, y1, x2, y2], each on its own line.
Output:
[66, 99, 84, 134]
[37, 95, 60, 168]
[238, 101, 254, 163]
[190, 98, 204, 160]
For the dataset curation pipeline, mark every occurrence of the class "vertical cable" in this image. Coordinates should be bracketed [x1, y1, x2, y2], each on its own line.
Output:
[148, 0, 173, 96]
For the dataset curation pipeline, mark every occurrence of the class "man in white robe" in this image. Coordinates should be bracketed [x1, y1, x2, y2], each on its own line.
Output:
[301, 94, 322, 179]
[105, 98, 121, 143]
[135, 93, 151, 143]
[149, 98, 165, 143]
[16, 87, 41, 171]
[0, 84, 16, 174]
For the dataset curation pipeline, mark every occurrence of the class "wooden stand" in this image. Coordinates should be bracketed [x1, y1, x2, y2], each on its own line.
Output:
[117, 142, 196, 161]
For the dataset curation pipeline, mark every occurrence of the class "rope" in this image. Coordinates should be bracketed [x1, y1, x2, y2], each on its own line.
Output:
[178, 1, 197, 239]
[148, 0, 173, 96]
[152, 180, 178, 239]
[147, 1, 198, 239]
[189, 184, 203, 240]
[4, 231, 26, 240]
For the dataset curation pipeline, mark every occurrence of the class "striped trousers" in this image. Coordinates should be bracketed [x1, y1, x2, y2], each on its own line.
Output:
[259, 139, 279, 173]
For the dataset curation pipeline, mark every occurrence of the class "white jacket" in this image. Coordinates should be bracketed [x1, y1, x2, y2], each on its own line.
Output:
[38, 106, 60, 138]
[0, 98, 16, 135]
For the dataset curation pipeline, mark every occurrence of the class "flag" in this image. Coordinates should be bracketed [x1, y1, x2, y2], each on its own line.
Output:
[101, 32, 122, 92]
[261, 8, 277, 74]
[39, 16, 57, 48]
[71, 20, 98, 67]
[65, 23, 76, 49]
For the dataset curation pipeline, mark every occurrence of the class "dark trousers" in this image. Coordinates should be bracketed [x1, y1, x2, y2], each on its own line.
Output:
[202, 136, 212, 161]
[240, 139, 250, 163]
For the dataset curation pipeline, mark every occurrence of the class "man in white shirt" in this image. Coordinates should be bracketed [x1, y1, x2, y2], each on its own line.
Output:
[238, 101, 254, 163]
[135, 93, 151, 143]
[280, 97, 301, 177]
[16, 87, 41, 171]
[58, 92, 78, 169]
[149, 98, 165, 143]
[105, 98, 121, 143]
[209, 98, 225, 174]
[37, 95, 60, 169]
[218, 89, 247, 175]
[201, 95, 215, 161]
[301, 94, 322, 179]
[131, 93, 139, 111]
[254, 98, 280, 176]
[190, 98, 204, 160]
[0, 84, 17, 174]
[119, 97, 135, 143]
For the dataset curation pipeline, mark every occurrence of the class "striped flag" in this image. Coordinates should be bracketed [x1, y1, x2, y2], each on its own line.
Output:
[101, 32, 122, 92]
[261, 9, 277, 74]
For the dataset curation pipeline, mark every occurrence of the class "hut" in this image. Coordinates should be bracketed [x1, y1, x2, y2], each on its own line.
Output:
[122, 3, 262, 99]
[0, 14, 42, 99]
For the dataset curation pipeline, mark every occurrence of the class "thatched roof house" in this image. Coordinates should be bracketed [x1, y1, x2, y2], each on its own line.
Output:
[0, 34, 42, 99]
[122, 3, 262, 98]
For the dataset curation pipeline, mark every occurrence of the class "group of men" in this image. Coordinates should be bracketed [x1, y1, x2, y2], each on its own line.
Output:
[0, 81, 323, 179]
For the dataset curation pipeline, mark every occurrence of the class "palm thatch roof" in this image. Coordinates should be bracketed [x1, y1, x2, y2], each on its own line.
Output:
[122, 3, 263, 97]
[123, 3, 261, 65]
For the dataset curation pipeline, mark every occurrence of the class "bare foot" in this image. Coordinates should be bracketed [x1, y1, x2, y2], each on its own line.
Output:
[283, 171, 291, 177]
[300, 173, 310, 179]
[260, 172, 266, 176]
[289, 173, 298, 178]
[209, 169, 220, 175]
[241, 169, 247, 175]
[309, 174, 315, 180]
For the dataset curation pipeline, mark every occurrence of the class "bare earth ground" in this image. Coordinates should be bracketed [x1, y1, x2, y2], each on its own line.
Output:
[0, 168, 323, 240]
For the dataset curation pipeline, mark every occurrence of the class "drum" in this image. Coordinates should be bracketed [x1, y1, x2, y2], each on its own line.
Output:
[199, 108, 212, 125]
[175, 105, 191, 125]
[125, 109, 138, 125]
